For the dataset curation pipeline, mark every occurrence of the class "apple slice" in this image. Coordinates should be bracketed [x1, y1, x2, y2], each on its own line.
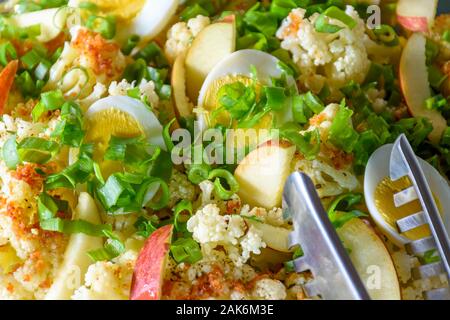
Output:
[235, 140, 296, 209]
[171, 51, 193, 118]
[246, 220, 292, 253]
[397, 0, 438, 32]
[130, 224, 173, 300]
[185, 21, 236, 103]
[399, 33, 446, 144]
[337, 219, 401, 300]
[45, 193, 103, 300]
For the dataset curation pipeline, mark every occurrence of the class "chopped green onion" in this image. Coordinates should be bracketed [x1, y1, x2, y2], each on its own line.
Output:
[121, 35, 140, 55]
[149, 149, 173, 182]
[40, 217, 113, 237]
[243, 3, 279, 37]
[328, 103, 359, 153]
[441, 127, 450, 147]
[17, 137, 59, 164]
[79, 1, 98, 11]
[280, 126, 321, 160]
[419, 249, 441, 264]
[87, 230, 125, 261]
[428, 65, 448, 90]
[142, 178, 170, 210]
[126, 87, 140, 99]
[41, 90, 65, 111]
[180, 3, 210, 21]
[323, 6, 356, 29]
[425, 94, 448, 110]
[86, 15, 116, 39]
[303, 91, 324, 114]
[34, 60, 52, 80]
[188, 163, 211, 184]
[163, 118, 176, 152]
[373, 24, 399, 46]
[208, 169, 239, 200]
[315, 5, 356, 34]
[20, 49, 41, 69]
[98, 174, 126, 209]
[173, 200, 193, 233]
[170, 237, 202, 264]
[443, 30, 450, 43]
[133, 42, 168, 68]
[0, 41, 17, 66]
[45, 154, 94, 190]
[2, 135, 19, 169]
[37, 192, 59, 221]
[265, 86, 289, 111]
[425, 39, 440, 66]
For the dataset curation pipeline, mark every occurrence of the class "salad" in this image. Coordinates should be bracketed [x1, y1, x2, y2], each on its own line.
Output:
[0, 0, 449, 300]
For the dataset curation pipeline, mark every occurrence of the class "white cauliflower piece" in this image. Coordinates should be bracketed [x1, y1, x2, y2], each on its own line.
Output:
[277, 6, 370, 98]
[187, 204, 266, 266]
[165, 15, 210, 62]
[168, 169, 197, 207]
[239, 225, 266, 264]
[252, 279, 287, 300]
[108, 79, 160, 109]
[72, 250, 137, 300]
[187, 204, 245, 246]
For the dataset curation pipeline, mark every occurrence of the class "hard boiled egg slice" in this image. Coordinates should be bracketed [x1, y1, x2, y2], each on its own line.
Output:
[69, 0, 178, 42]
[197, 49, 297, 135]
[364, 144, 450, 246]
[128, 0, 178, 41]
[86, 95, 165, 150]
[84, 96, 165, 176]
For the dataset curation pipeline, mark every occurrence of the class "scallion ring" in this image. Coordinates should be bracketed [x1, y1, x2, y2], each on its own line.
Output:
[208, 169, 239, 200]
[187, 163, 211, 184]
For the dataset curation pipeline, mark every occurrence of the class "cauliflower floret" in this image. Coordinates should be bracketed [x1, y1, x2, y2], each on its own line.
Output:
[198, 180, 215, 206]
[239, 225, 266, 264]
[240, 205, 285, 227]
[277, 6, 370, 98]
[187, 204, 245, 245]
[187, 204, 266, 266]
[0, 273, 33, 300]
[252, 278, 287, 300]
[0, 161, 68, 299]
[165, 15, 210, 62]
[168, 169, 197, 207]
[108, 79, 160, 109]
[72, 250, 137, 300]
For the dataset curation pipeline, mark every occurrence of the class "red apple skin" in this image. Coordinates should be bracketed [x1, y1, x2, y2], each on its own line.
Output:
[397, 16, 429, 32]
[130, 224, 173, 300]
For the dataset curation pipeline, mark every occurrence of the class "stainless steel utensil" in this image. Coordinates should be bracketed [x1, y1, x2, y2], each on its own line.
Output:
[283, 172, 371, 300]
[389, 134, 450, 300]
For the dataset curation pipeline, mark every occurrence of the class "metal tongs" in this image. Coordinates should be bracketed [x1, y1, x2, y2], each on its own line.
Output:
[284, 134, 450, 300]
[283, 172, 371, 300]
[390, 134, 450, 300]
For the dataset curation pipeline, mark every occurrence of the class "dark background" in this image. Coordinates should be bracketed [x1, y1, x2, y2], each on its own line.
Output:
[438, 0, 450, 14]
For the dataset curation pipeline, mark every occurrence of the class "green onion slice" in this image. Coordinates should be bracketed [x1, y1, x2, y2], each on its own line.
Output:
[208, 169, 239, 200]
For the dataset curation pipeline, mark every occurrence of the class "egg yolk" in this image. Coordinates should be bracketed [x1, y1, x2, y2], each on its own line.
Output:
[87, 0, 146, 21]
[202, 75, 273, 149]
[374, 176, 442, 240]
[85, 108, 144, 177]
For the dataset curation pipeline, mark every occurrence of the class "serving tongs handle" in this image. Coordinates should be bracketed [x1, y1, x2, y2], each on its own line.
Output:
[283, 172, 371, 300]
